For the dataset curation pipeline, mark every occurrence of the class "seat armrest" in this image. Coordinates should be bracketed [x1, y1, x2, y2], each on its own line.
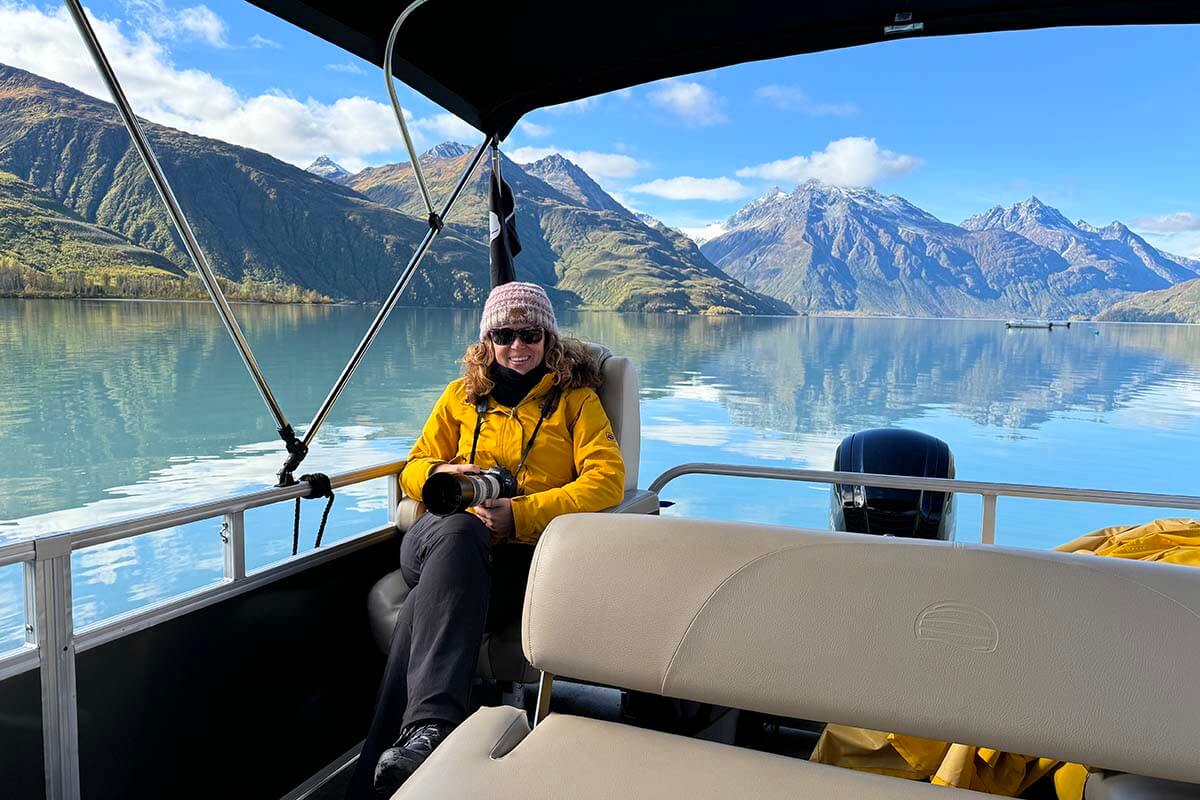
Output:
[395, 497, 425, 532]
[399, 489, 658, 532]
[1085, 772, 1200, 800]
[396, 706, 530, 797]
[610, 488, 659, 515]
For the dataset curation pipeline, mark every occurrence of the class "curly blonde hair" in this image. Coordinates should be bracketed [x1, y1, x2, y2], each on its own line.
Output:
[463, 332, 602, 404]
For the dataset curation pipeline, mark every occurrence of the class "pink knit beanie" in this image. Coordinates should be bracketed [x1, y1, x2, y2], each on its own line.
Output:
[479, 282, 558, 341]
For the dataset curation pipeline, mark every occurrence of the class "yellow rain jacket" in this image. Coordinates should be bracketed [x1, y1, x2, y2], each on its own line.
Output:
[400, 372, 625, 544]
[811, 518, 1200, 799]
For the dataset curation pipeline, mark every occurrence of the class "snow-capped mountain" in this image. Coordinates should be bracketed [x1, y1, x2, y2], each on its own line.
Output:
[304, 155, 351, 183]
[701, 181, 1199, 317]
[422, 142, 474, 160]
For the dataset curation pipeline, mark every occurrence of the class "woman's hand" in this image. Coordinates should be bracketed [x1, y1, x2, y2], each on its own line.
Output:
[432, 463, 480, 475]
[474, 498, 514, 539]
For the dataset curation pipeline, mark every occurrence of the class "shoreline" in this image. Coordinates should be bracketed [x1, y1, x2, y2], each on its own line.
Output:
[5, 296, 1198, 326]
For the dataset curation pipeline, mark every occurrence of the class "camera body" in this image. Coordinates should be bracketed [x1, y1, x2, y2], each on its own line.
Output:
[422, 466, 518, 517]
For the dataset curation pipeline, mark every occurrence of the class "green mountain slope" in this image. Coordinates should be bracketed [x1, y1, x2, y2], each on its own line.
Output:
[1096, 278, 1200, 323]
[0, 169, 181, 275]
[348, 149, 793, 315]
[0, 64, 487, 304]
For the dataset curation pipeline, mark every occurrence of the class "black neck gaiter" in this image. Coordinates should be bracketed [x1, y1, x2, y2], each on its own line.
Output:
[488, 362, 548, 407]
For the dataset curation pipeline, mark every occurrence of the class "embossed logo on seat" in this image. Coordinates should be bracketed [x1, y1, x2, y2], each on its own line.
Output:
[915, 602, 999, 653]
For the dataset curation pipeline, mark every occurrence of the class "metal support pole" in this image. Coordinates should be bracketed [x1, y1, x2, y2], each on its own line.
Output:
[64, 0, 292, 438]
[490, 140, 503, 186]
[981, 494, 997, 545]
[384, 0, 437, 218]
[300, 137, 493, 449]
[534, 672, 554, 727]
[34, 536, 80, 800]
[222, 511, 246, 581]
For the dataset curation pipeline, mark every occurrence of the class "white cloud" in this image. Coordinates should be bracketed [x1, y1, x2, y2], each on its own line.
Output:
[122, 0, 227, 47]
[606, 190, 642, 214]
[412, 112, 481, 144]
[248, 33, 281, 49]
[176, 4, 226, 47]
[516, 119, 551, 137]
[1132, 212, 1200, 233]
[508, 146, 648, 180]
[754, 85, 857, 117]
[680, 221, 728, 244]
[630, 176, 748, 201]
[736, 137, 920, 187]
[648, 79, 726, 126]
[327, 61, 365, 75]
[0, 4, 467, 170]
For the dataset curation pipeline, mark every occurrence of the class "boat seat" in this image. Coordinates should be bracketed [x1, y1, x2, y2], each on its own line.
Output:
[367, 345, 657, 683]
[395, 513, 1200, 799]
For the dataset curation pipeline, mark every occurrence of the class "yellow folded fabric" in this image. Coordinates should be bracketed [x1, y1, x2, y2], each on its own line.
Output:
[810, 518, 1200, 798]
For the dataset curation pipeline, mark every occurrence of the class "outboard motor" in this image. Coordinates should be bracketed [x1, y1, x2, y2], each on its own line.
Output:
[830, 428, 955, 540]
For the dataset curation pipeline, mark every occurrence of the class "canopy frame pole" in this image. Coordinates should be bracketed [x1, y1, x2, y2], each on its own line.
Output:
[63, 0, 296, 443]
[298, 136, 493, 456]
[384, 0, 438, 221]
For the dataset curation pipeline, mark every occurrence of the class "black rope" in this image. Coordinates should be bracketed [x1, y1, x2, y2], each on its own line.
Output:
[276, 423, 309, 487]
[291, 472, 335, 555]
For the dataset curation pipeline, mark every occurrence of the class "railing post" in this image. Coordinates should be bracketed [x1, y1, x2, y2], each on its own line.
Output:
[387, 475, 400, 526]
[222, 511, 246, 581]
[23, 561, 37, 646]
[981, 494, 997, 545]
[33, 535, 81, 800]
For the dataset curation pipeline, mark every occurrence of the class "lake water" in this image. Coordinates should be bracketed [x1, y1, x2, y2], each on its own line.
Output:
[3, 298, 1200, 651]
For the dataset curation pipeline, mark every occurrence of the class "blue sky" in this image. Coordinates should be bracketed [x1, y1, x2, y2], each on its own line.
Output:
[1, 1, 1197, 255]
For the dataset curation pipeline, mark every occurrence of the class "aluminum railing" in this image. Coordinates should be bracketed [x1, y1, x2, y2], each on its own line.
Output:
[648, 462, 1200, 544]
[0, 458, 409, 800]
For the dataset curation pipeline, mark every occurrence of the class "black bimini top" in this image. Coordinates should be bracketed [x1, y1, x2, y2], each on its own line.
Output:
[248, 0, 1200, 138]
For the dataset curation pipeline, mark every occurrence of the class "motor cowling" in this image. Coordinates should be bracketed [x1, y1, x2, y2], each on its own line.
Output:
[830, 428, 955, 540]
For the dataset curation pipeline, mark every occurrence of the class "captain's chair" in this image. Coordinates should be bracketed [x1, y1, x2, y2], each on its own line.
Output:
[367, 345, 657, 683]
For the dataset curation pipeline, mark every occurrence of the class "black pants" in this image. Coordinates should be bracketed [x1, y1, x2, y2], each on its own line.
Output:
[347, 512, 531, 799]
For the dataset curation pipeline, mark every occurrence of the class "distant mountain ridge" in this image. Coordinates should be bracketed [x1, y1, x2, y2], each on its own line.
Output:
[0, 63, 489, 304]
[702, 181, 1199, 317]
[344, 149, 793, 314]
[0, 63, 783, 313]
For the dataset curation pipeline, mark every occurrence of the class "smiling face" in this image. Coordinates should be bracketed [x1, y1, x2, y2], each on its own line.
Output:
[491, 324, 546, 374]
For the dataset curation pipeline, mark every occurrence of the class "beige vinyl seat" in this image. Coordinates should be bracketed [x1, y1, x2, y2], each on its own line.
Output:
[367, 345, 658, 683]
[394, 514, 1200, 799]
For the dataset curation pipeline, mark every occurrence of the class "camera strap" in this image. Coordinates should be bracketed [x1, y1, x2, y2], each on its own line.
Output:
[469, 397, 488, 464]
[469, 386, 563, 475]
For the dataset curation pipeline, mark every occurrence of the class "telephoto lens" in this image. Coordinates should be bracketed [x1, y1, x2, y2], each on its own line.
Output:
[422, 467, 518, 516]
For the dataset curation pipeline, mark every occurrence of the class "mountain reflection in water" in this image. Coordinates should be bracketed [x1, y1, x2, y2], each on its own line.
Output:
[2, 299, 1200, 648]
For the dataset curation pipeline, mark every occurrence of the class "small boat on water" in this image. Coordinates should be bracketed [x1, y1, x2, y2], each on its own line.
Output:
[1006, 319, 1071, 329]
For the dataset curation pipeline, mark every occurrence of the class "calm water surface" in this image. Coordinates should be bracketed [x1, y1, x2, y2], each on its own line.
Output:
[3, 299, 1200, 650]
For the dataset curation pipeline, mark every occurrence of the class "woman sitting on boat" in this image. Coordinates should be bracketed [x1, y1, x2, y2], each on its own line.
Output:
[349, 282, 625, 798]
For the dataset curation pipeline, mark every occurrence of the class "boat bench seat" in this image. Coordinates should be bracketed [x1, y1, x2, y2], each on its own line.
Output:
[395, 513, 1200, 799]
[397, 705, 987, 799]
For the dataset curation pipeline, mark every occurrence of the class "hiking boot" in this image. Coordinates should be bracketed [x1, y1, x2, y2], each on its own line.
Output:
[373, 720, 456, 797]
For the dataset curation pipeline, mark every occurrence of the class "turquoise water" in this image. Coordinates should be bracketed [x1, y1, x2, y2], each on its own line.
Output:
[3, 299, 1200, 650]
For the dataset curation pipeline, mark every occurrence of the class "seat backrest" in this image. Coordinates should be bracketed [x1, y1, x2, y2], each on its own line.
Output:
[588, 344, 639, 492]
[522, 514, 1200, 785]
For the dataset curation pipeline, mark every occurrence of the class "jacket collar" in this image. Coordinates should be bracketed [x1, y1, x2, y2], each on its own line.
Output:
[484, 371, 556, 411]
